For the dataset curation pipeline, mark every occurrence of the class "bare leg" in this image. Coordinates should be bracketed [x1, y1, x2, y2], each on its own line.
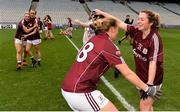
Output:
[100, 101, 118, 111]
[26, 43, 36, 67]
[15, 43, 22, 69]
[140, 97, 154, 111]
[34, 44, 41, 66]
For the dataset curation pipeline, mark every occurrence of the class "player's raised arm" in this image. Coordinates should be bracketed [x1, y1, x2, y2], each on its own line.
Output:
[74, 19, 89, 28]
[94, 9, 127, 31]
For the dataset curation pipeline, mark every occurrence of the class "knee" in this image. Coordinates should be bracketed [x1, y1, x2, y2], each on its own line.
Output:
[17, 49, 22, 54]
[140, 101, 152, 111]
[35, 51, 38, 54]
[26, 49, 30, 53]
[35, 50, 40, 54]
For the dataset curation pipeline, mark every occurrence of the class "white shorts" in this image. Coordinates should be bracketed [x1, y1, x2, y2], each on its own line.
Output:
[61, 89, 109, 111]
[15, 38, 26, 46]
[27, 39, 41, 45]
[44, 26, 48, 31]
[39, 30, 43, 33]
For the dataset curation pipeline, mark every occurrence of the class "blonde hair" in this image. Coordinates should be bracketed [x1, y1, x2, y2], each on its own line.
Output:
[93, 18, 117, 33]
[24, 11, 29, 15]
[140, 9, 160, 29]
[29, 9, 37, 15]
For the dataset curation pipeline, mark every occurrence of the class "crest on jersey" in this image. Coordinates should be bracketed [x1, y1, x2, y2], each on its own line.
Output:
[142, 48, 148, 54]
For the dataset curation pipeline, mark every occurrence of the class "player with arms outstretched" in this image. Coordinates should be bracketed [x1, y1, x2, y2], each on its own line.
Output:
[61, 18, 161, 111]
[95, 9, 163, 111]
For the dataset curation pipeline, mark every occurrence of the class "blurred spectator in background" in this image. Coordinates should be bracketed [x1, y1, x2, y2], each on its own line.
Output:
[60, 17, 73, 38]
[43, 15, 48, 40]
[43, 15, 54, 40]
[38, 17, 43, 38]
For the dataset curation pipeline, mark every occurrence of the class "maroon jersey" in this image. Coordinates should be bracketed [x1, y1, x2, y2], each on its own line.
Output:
[38, 20, 43, 30]
[62, 32, 125, 93]
[24, 18, 40, 40]
[47, 22, 52, 30]
[127, 25, 163, 85]
[68, 18, 72, 27]
[15, 19, 29, 40]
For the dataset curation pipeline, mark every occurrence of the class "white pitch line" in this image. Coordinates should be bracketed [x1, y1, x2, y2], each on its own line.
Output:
[64, 35, 136, 111]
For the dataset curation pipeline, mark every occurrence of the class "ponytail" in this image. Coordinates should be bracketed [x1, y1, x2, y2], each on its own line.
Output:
[92, 18, 117, 34]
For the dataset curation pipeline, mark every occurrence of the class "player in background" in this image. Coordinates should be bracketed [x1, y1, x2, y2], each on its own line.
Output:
[14, 12, 37, 70]
[60, 17, 73, 38]
[74, 10, 105, 45]
[61, 18, 161, 111]
[95, 9, 163, 111]
[118, 14, 134, 45]
[43, 16, 48, 40]
[43, 15, 54, 40]
[74, 11, 96, 45]
[38, 17, 43, 38]
[25, 10, 41, 66]
[46, 15, 55, 40]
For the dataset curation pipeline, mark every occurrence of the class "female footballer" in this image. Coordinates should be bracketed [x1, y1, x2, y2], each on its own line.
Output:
[61, 18, 161, 111]
[95, 9, 163, 111]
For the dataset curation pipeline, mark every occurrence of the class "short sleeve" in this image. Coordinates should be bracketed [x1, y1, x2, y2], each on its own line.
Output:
[18, 21, 23, 30]
[127, 25, 138, 39]
[102, 42, 125, 66]
[148, 33, 163, 62]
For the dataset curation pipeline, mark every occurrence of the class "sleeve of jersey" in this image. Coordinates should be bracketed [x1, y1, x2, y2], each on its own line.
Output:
[148, 33, 160, 62]
[18, 21, 23, 30]
[127, 25, 137, 39]
[102, 42, 125, 66]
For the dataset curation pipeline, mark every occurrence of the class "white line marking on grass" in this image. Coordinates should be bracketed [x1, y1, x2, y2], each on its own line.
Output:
[64, 35, 136, 111]
[65, 35, 80, 52]
[101, 76, 136, 111]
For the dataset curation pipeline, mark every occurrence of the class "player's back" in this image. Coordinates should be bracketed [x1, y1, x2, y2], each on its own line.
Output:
[62, 32, 117, 93]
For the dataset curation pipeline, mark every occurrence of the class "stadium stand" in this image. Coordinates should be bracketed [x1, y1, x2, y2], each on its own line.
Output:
[128, 2, 180, 25]
[0, 0, 180, 27]
[0, 0, 31, 23]
[162, 3, 180, 15]
[37, 0, 88, 24]
[87, 1, 138, 23]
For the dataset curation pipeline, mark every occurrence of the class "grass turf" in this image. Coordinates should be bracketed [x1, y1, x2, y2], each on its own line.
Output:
[0, 28, 179, 110]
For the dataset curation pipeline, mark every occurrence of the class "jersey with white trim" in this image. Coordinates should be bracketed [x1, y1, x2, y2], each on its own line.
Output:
[15, 19, 29, 40]
[24, 17, 40, 40]
[127, 25, 163, 85]
[62, 32, 124, 93]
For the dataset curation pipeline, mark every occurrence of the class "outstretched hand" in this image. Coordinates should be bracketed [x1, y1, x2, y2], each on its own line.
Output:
[144, 86, 162, 100]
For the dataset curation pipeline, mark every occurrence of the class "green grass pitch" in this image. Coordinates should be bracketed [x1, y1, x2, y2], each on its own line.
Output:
[0, 28, 179, 110]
